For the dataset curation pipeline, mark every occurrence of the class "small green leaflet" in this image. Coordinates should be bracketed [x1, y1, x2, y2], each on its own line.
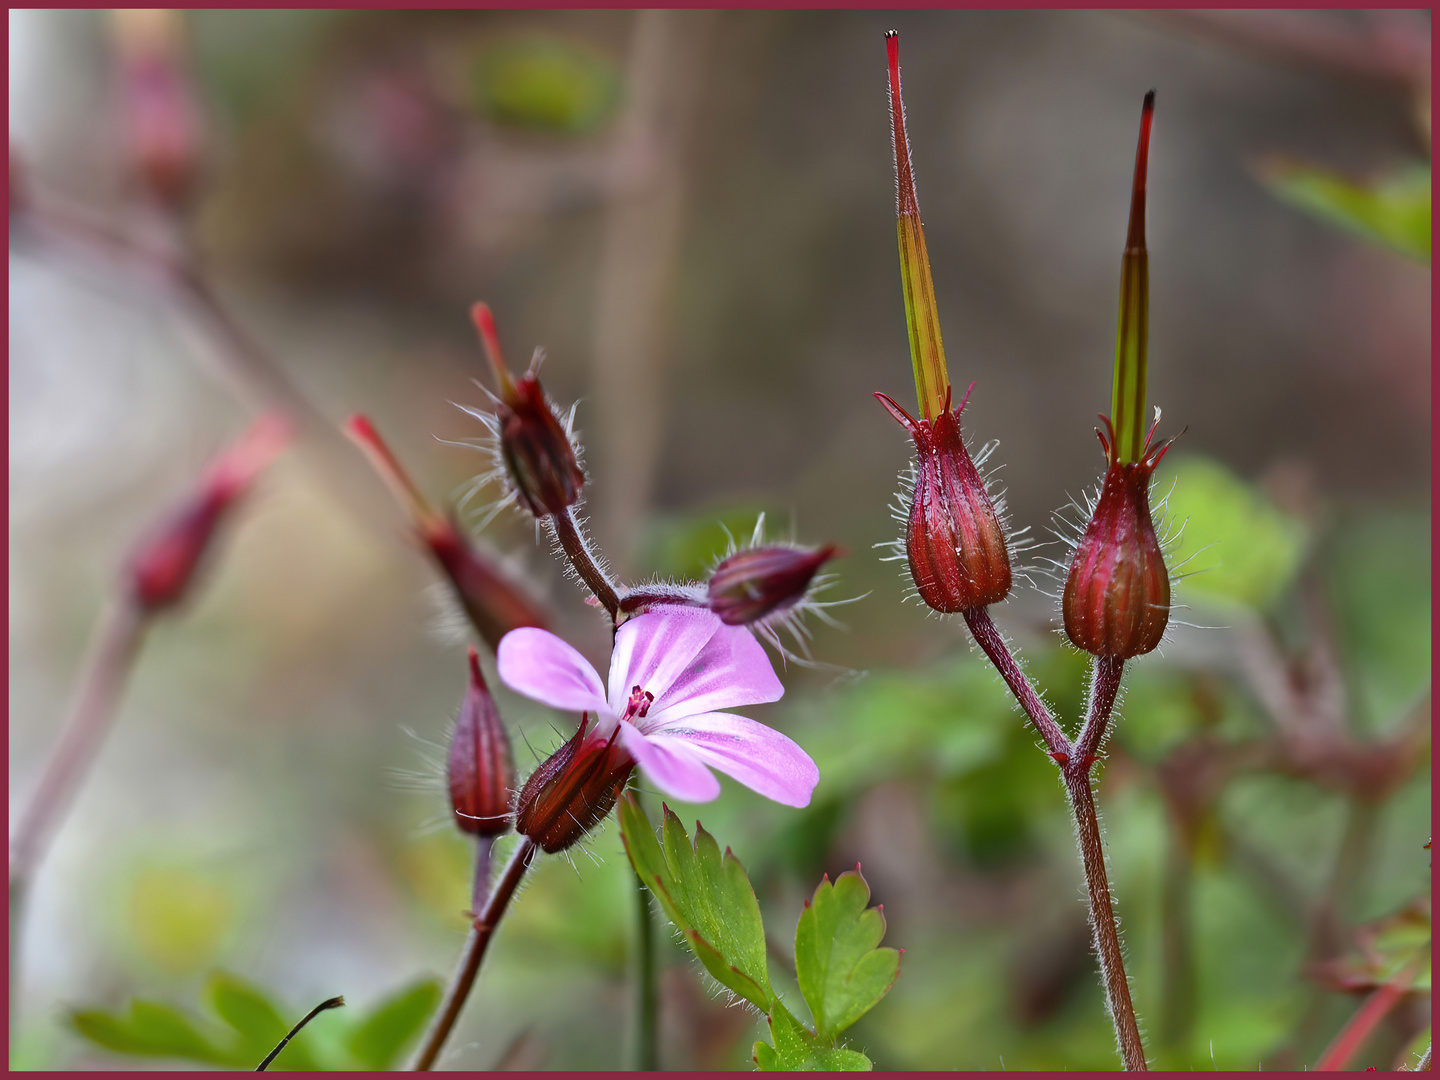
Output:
[794, 869, 901, 1042]
[618, 794, 773, 1011]
[619, 794, 900, 1071]
[754, 1000, 872, 1071]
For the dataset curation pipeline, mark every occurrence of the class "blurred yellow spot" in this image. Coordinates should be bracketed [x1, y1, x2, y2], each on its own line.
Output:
[126, 867, 232, 974]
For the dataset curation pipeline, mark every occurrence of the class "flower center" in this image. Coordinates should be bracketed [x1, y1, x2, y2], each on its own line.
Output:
[621, 684, 654, 724]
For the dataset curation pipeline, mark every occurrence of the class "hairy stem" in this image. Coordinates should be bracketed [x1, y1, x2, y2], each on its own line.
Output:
[470, 836, 495, 916]
[412, 838, 537, 1071]
[962, 608, 1072, 759]
[1063, 766, 1147, 1070]
[1076, 655, 1125, 764]
[551, 508, 622, 622]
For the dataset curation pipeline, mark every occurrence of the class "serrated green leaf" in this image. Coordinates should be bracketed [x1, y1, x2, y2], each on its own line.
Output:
[618, 794, 772, 1010]
[70, 1000, 234, 1066]
[1262, 161, 1430, 262]
[345, 978, 443, 1070]
[754, 1000, 872, 1071]
[794, 868, 900, 1041]
[1160, 456, 1308, 611]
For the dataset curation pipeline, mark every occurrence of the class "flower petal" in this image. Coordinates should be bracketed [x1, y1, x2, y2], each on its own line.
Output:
[646, 711, 817, 808]
[647, 621, 784, 722]
[497, 627, 609, 714]
[617, 723, 722, 804]
[608, 607, 721, 712]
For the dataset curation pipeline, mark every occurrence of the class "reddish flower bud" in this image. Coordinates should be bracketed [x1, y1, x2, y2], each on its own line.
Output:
[707, 543, 839, 627]
[513, 717, 635, 854]
[1062, 416, 1174, 659]
[126, 413, 291, 612]
[449, 647, 516, 837]
[471, 303, 585, 518]
[876, 385, 1012, 613]
[111, 9, 203, 211]
[343, 414, 550, 651]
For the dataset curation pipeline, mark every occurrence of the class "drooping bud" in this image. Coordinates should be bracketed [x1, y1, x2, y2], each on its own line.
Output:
[448, 647, 516, 837]
[111, 8, 203, 212]
[877, 386, 1012, 613]
[707, 543, 839, 627]
[471, 303, 585, 518]
[1062, 415, 1173, 659]
[513, 717, 635, 853]
[126, 413, 292, 612]
[343, 414, 549, 651]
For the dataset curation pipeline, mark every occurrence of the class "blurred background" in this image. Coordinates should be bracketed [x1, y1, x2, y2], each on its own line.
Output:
[9, 8, 1430, 1071]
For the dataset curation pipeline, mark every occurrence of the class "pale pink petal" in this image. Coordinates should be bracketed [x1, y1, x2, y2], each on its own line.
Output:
[607, 607, 720, 713]
[497, 627, 609, 714]
[617, 723, 722, 804]
[646, 711, 818, 808]
[647, 621, 784, 722]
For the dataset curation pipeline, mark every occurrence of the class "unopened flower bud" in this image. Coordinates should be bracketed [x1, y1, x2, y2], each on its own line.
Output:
[471, 303, 585, 518]
[513, 717, 635, 853]
[126, 413, 291, 612]
[449, 647, 515, 837]
[111, 8, 203, 211]
[1062, 416, 1173, 659]
[707, 543, 838, 627]
[343, 414, 549, 651]
[877, 387, 1012, 613]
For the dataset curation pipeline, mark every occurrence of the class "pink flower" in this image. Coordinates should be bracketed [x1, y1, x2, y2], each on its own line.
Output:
[498, 607, 818, 808]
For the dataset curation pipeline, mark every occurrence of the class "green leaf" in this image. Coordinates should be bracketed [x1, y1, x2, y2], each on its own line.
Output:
[1160, 456, 1308, 611]
[204, 971, 318, 1069]
[70, 1000, 235, 1066]
[794, 868, 900, 1041]
[754, 1000, 872, 1071]
[618, 794, 773, 1011]
[1262, 160, 1431, 262]
[345, 978, 443, 1070]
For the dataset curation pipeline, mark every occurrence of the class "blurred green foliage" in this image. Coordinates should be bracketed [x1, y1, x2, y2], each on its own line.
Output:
[470, 35, 621, 135]
[70, 972, 439, 1070]
[639, 504, 783, 581]
[1262, 161, 1431, 262]
[1160, 455, 1308, 612]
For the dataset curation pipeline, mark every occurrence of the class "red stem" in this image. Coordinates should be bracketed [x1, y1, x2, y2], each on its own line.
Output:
[1313, 960, 1420, 1071]
[962, 608, 1072, 759]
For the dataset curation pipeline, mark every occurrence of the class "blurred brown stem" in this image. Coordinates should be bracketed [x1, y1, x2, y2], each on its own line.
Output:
[412, 838, 536, 1071]
[8, 601, 149, 1021]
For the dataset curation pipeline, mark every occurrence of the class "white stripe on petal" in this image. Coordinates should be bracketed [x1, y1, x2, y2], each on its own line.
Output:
[618, 724, 722, 804]
[647, 711, 817, 808]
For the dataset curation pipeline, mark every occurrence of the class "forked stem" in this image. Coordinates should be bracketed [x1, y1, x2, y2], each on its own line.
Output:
[411, 838, 537, 1071]
[962, 608, 1072, 759]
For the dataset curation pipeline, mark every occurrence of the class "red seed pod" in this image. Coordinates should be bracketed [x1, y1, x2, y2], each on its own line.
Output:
[471, 303, 585, 519]
[876, 385, 1012, 613]
[707, 543, 839, 627]
[343, 414, 550, 651]
[513, 718, 636, 853]
[1062, 416, 1173, 659]
[448, 647, 516, 837]
[126, 413, 291, 612]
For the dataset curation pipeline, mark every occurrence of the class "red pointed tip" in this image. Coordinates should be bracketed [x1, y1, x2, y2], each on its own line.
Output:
[886, 32, 918, 218]
[1125, 92, 1155, 253]
[470, 301, 497, 345]
[343, 413, 376, 444]
[466, 646, 486, 689]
